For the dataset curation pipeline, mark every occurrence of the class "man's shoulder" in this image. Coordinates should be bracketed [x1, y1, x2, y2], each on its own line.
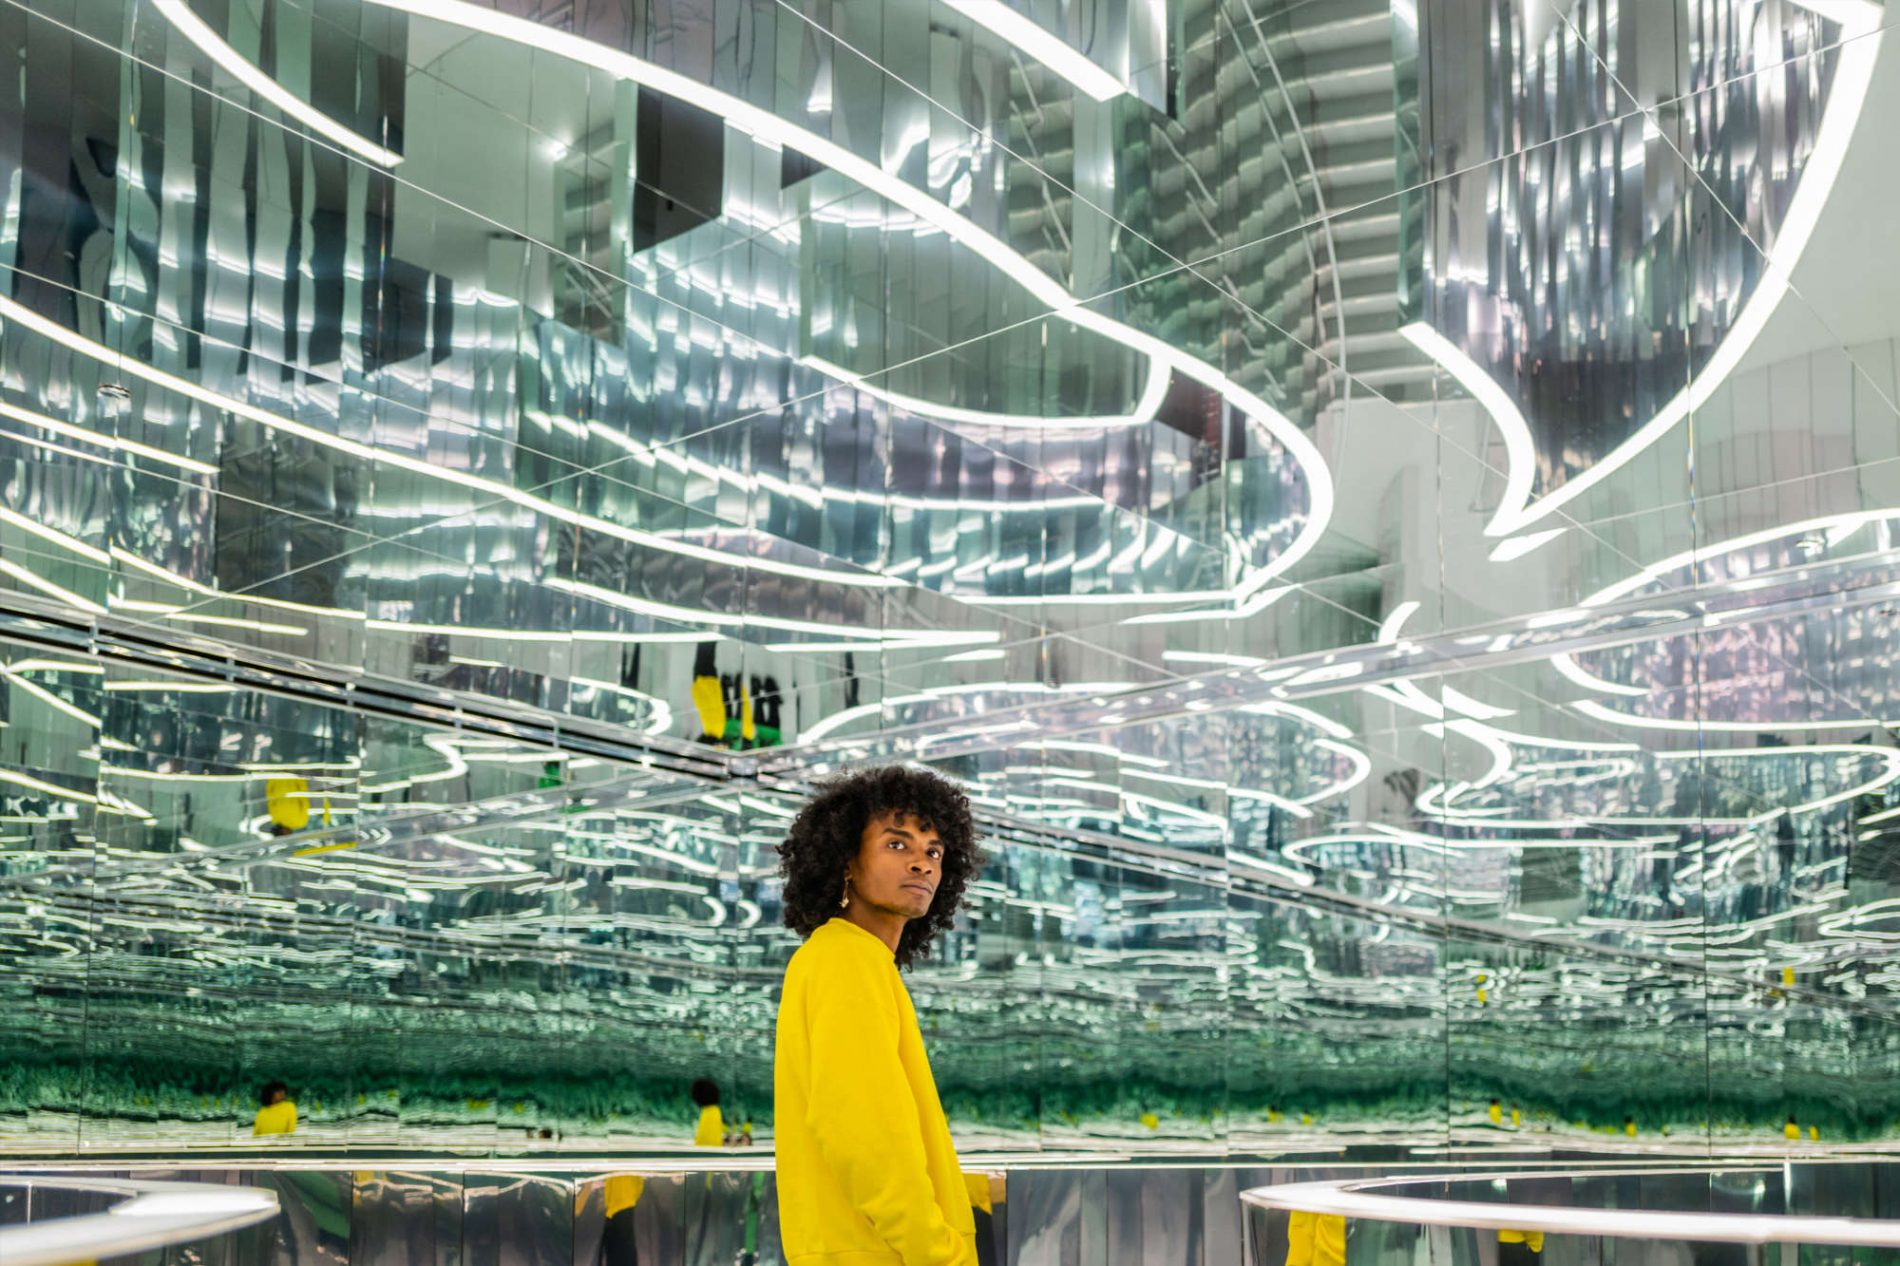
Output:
[787, 919, 889, 976]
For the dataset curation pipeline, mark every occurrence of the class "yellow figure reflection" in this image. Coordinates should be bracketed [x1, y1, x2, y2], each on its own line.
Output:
[252, 1080, 296, 1136]
[265, 778, 310, 832]
[963, 1171, 1005, 1266]
[1286, 1210, 1345, 1266]
[1784, 1116, 1801, 1141]
[1488, 1099, 1503, 1126]
[690, 1078, 725, 1147]
[602, 1175, 645, 1266]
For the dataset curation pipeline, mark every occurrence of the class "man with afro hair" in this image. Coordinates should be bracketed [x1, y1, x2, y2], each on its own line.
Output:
[772, 764, 982, 1265]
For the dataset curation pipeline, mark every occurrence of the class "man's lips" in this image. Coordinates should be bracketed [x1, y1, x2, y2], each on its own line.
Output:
[901, 881, 935, 897]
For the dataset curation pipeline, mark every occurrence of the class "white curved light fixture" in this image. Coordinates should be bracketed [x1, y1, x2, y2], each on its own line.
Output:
[358, 0, 1334, 599]
[939, 1, 1126, 101]
[1404, 0, 1881, 542]
[0, 295, 903, 593]
[1580, 508, 1894, 609]
[1243, 1168, 1900, 1247]
[1572, 698, 1900, 733]
[0, 1177, 278, 1266]
[799, 353, 1168, 432]
[152, 0, 405, 168]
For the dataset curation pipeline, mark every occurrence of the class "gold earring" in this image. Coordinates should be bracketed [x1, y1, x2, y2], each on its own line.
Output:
[839, 878, 850, 910]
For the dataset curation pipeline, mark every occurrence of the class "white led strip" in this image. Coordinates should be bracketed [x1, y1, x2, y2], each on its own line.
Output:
[1243, 1169, 1900, 1247]
[938, 0, 1127, 101]
[1402, 0, 1882, 542]
[800, 353, 1169, 432]
[358, 0, 1334, 601]
[0, 1177, 277, 1266]
[151, 0, 405, 167]
[0, 295, 903, 592]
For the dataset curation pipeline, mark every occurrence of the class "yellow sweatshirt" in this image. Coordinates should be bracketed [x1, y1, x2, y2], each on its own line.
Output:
[774, 918, 975, 1266]
[253, 1101, 297, 1136]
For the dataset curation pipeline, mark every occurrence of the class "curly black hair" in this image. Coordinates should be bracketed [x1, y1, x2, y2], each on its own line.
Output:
[777, 765, 981, 969]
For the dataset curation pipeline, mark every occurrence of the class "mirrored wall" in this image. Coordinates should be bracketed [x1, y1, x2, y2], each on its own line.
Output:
[1, 0, 1897, 1153]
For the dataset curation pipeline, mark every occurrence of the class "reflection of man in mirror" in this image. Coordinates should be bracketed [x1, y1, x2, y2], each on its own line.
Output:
[773, 766, 983, 1265]
[253, 1080, 296, 1136]
[690, 1078, 725, 1147]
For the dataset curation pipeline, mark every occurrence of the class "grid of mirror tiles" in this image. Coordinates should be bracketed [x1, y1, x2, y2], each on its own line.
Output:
[1, 0, 1899, 1153]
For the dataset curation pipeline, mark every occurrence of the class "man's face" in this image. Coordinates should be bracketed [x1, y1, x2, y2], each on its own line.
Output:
[846, 808, 945, 921]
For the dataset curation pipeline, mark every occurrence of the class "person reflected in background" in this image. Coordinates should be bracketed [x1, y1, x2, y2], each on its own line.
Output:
[774, 765, 983, 1266]
[601, 1174, 644, 1266]
[1785, 1115, 1802, 1141]
[1286, 1210, 1346, 1266]
[253, 1080, 297, 1136]
[963, 1172, 1005, 1266]
[1496, 1228, 1544, 1266]
[690, 1078, 725, 1147]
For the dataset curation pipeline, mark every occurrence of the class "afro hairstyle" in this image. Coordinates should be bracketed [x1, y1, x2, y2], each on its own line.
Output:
[776, 764, 980, 968]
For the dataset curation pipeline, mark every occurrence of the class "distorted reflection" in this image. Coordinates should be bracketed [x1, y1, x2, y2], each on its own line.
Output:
[0, 0, 1895, 1155]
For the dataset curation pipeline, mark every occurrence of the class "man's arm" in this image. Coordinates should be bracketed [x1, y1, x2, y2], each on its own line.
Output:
[804, 949, 964, 1266]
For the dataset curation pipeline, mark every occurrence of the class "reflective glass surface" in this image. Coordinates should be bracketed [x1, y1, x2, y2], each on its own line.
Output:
[0, 0, 1897, 1154]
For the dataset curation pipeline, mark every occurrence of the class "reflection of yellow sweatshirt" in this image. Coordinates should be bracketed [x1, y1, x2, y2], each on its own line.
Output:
[694, 1105, 724, 1147]
[774, 918, 975, 1265]
[253, 1101, 297, 1136]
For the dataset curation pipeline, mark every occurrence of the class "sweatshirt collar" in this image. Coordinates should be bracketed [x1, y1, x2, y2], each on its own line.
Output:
[824, 915, 897, 957]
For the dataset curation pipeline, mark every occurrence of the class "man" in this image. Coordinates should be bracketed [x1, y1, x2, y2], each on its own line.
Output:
[252, 1080, 296, 1136]
[689, 1078, 726, 1146]
[773, 766, 982, 1266]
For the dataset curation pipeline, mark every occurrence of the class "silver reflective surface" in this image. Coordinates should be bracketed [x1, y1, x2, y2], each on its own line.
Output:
[0, 0, 1897, 1156]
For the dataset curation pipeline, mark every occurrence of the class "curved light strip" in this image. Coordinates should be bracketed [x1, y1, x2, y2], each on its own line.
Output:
[939, 0, 1126, 101]
[0, 1177, 278, 1266]
[1581, 508, 1893, 608]
[1418, 738, 1899, 828]
[0, 398, 217, 474]
[1550, 508, 1898, 707]
[1573, 698, 1899, 733]
[1549, 650, 1648, 697]
[152, 0, 405, 167]
[360, 0, 1333, 596]
[0, 295, 901, 592]
[1243, 1169, 1900, 1247]
[800, 353, 1169, 432]
[793, 678, 1137, 746]
[1295, 738, 1373, 805]
[545, 575, 1000, 645]
[1403, 2, 1881, 541]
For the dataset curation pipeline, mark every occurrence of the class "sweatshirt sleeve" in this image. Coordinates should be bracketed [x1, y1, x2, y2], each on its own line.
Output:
[803, 944, 965, 1266]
